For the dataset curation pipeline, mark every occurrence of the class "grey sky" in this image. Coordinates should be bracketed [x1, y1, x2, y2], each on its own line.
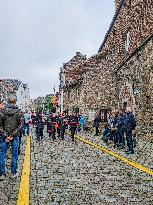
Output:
[0, 0, 115, 98]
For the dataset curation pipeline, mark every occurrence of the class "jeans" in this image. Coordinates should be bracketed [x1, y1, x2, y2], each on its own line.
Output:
[0, 136, 19, 175]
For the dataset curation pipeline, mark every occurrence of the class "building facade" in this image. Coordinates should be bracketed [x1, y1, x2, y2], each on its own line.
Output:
[59, 0, 153, 129]
[15, 82, 31, 111]
[0, 79, 31, 111]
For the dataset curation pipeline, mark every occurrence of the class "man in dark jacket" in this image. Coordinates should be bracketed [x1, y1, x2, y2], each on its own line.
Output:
[94, 114, 101, 136]
[124, 107, 136, 154]
[68, 113, 78, 141]
[35, 112, 44, 141]
[0, 94, 22, 180]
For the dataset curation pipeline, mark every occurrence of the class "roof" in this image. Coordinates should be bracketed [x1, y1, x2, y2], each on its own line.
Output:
[98, 0, 125, 53]
[63, 52, 86, 70]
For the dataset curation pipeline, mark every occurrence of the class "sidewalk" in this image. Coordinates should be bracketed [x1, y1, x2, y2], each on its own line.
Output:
[79, 130, 153, 169]
[0, 136, 27, 205]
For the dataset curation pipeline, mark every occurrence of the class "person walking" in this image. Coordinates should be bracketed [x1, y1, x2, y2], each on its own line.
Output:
[23, 110, 31, 136]
[46, 115, 54, 139]
[35, 112, 44, 141]
[50, 113, 57, 141]
[68, 113, 78, 141]
[0, 94, 22, 180]
[94, 113, 101, 136]
[124, 107, 136, 154]
[31, 112, 36, 128]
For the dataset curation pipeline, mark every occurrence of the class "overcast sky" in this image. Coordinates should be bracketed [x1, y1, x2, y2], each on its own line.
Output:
[0, 0, 115, 99]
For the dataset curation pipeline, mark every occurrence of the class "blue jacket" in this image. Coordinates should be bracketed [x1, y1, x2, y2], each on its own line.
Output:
[79, 116, 85, 126]
[124, 112, 136, 131]
[117, 114, 125, 127]
[94, 116, 101, 127]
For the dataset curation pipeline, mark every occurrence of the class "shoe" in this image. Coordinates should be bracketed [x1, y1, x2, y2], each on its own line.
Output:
[125, 150, 134, 155]
[10, 173, 19, 179]
[0, 175, 6, 181]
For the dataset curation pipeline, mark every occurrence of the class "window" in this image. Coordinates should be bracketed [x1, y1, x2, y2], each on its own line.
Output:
[76, 87, 80, 98]
[125, 31, 130, 52]
[88, 110, 96, 122]
[100, 109, 111, 122]
[100, 109, 107, 122]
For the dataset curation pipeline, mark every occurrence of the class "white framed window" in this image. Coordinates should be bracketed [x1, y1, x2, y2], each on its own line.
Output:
[125, 31, 130, 52]
[76, 87, 80, 98]
[88, 110, 96, 122]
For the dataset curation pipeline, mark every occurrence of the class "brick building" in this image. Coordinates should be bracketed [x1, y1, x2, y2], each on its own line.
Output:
[59, 0, 153, 128]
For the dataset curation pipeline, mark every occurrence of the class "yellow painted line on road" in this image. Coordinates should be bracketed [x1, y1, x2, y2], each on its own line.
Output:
[75, 135, 153, 177]
[17, 136, 31, 205]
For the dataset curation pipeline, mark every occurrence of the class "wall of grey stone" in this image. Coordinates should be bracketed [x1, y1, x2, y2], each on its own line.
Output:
[115, 36, 153, 129]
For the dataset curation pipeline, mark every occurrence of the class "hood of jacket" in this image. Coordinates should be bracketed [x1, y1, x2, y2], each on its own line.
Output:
[2, 104, 19, 116]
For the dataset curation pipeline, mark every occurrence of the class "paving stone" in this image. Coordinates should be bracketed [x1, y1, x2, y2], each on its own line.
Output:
[30, 130, 153, 205]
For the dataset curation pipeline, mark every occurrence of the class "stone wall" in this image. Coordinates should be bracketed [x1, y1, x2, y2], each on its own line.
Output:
[99, 0, 153, 66]
[115, 35, 153, 128]
[59, 0, 153, 130]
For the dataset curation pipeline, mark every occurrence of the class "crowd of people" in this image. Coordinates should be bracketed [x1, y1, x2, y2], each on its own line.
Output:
[30, 112, 85, 142]
[94, 107, 136, 155]
[0, 93, 136, 181]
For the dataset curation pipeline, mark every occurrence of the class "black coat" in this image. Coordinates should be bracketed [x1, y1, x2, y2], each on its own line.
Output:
[124, 112, 136, 131]
[94, 116, 101, 127]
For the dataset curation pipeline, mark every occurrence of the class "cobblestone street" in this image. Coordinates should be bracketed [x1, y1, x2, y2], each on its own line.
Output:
[0, 0, 153, 205]
[30, 130, 153, 205]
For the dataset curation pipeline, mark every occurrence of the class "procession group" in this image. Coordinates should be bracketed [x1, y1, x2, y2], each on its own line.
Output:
[29, 111, 81, 142]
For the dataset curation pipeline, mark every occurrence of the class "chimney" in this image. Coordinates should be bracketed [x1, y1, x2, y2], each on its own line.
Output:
[115, 0, 121, 10]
